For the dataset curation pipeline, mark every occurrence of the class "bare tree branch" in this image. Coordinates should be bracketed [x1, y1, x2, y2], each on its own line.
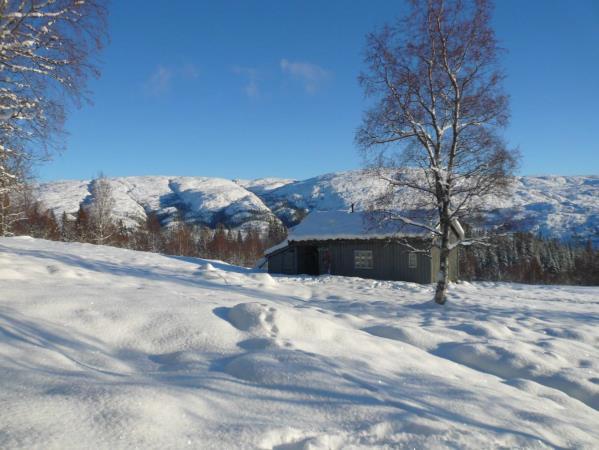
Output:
[357, 0, 518, 304]
[0, 0, 108, 235]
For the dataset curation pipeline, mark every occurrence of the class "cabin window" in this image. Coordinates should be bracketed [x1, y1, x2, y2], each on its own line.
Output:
[354, 250, 373, 269]
[408, 252, 418, 269]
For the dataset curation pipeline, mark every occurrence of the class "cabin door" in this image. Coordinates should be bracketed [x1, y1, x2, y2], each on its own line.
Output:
[318, 247, 331, 275]
[298, 246, 319, 275]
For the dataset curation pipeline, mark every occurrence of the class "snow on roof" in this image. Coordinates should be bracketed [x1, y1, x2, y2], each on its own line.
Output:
[263, 239, 290, 256]
[265, 210, 430, 255]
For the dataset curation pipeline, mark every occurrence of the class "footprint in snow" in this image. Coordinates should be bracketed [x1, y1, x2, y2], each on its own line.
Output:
[46, 265, 60, 274]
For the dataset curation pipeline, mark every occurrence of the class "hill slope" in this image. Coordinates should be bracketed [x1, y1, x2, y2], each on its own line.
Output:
[1, 237, 598, 448]
[39, 175, 278, 232]
[37, 171, 599, 243]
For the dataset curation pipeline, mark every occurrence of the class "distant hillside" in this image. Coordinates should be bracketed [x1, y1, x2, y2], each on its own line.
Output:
[38, 176, 278, 234]
[37, 171, 599, 245]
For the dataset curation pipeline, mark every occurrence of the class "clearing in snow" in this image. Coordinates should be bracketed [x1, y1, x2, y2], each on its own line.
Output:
[0, 237, 598, 449]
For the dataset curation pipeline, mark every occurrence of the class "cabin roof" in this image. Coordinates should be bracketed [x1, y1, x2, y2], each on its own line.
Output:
[265, 210, 448, 256]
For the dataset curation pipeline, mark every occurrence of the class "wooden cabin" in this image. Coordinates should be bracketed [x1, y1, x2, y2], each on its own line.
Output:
[264, 210, 463, 284]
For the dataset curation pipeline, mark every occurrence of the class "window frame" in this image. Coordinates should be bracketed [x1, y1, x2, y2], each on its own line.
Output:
[408, 252, 418, 269]
[354, 249, 373, 270]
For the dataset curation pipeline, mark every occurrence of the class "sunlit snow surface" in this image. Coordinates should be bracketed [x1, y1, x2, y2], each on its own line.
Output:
[1, 237, 598, 449]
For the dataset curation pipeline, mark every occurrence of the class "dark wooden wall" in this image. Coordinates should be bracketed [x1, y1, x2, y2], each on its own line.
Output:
[267, 246, 297, 274]
[267, 237, 463, 284]
[310, 239, 432, 283]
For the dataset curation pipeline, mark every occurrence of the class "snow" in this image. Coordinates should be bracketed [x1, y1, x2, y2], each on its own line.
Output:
[265, 210, 430, 255]
[234, 177, 296, 195]
[37, 171, 599, 244]
[168, 177, 272, 226]
[261, 170, 390, 212]
[1, 237, 598, 448]
[289, 210, 429, 240]
[37, 175, 275, 229]
[451, 218, 465, 239]
[36, 179, 91, 220]
[263, 239, 289, 256]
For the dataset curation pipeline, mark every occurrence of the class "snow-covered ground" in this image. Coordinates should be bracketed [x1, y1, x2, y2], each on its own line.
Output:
[1, 237, 598, 449]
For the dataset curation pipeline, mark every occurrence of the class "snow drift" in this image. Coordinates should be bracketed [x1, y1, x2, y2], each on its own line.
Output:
[1, 236, 598, 448]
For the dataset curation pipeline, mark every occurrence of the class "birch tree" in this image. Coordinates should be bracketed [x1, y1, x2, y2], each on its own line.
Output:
[87, 174, 114, 245]
[0, 0, 107, 235]
[357, 0, 518, 304]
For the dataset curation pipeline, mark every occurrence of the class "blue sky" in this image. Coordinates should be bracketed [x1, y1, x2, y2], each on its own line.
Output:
[39, 0, 599, 181]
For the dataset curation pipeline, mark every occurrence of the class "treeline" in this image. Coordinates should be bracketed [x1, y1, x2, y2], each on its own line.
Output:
[9, 196, 287, 268]
[460, 231, 599, 285]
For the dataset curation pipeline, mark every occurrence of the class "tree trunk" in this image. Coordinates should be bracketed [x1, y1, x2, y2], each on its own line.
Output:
[434, 220, 451, 305]
[434, 247, 450, 304]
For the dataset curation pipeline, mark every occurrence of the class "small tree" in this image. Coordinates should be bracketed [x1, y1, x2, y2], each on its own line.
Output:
[244, 226, 264, 266]
[357, 0, 518, 304]
[87, 174, 116, 245]
[60, 211, 76, 242]
[145, 211, 164, 253]
[164, 222, 197, 257]
[75, 205, 91, 242]
[12, 201, 61, 240]
[197, 226, 212, 257]
[0, 188, 21, 235]
[0, 154, 32, 235]
[207, 223, 229, 260]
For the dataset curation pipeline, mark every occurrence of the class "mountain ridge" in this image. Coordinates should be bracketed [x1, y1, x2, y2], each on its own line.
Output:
[36, 170, 599, 245]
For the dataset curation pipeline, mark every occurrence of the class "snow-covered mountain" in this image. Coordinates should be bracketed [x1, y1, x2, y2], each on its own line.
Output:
[258, 171, 599, 244]
[37, 171, 599, 244]
[38, 176, 278, 233]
